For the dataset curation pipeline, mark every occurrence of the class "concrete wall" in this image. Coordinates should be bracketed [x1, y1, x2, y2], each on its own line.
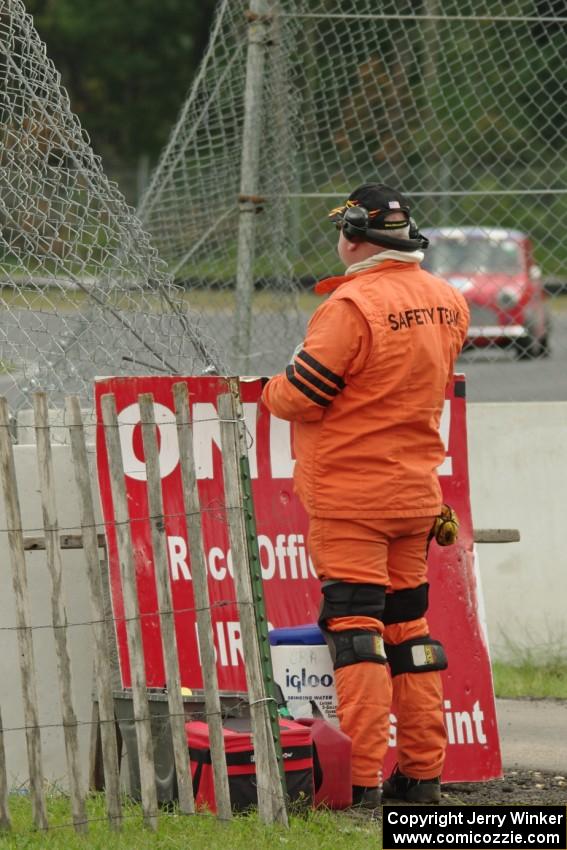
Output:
[467, 402, 567, 661]
[0, 446, 97, 792]
[0, 403, 565, 787]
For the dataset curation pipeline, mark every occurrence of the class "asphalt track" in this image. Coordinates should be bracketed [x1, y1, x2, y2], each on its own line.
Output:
[496, 698, 567, 773]
[241, 304, 567, 403]
[457, 335, 567, 403]
[1, 306, 566, 407]
[248, 300, 567, 403]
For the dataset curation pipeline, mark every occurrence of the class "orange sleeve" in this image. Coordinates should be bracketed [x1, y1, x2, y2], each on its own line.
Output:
[261, 297, 371, 422]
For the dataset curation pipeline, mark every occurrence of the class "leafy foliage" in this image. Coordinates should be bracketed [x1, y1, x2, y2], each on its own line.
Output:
[25, 0, 217, 160]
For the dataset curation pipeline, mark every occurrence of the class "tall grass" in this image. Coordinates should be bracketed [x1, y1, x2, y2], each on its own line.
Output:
[1, 793, 380, 850]
[492, 660, 567, 699]
[492, 631, 567, 699]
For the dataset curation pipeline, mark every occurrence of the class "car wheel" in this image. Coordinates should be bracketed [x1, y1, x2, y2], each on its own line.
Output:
[537, 333, 551, 359]
[514, 335, 537, 360]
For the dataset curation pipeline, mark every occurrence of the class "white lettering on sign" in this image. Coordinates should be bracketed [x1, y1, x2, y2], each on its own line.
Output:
[194, 619, 274, 667]
[243, 403, 258, 479]
[389, 699, 487, 747]
[208, 546, 228, 581]
[192, 403, 221, 480]
[444, 698, 487, 745]
[115, 399, 453, 481]
[437, 399, 453, 476]
[117, 402, 179, 480]
[270, 416, 295, 478]
[167, 536, 191, 581]
[258, 534, 276, 580]
[226, 622, 243, 666]
[166, 533, 317, 582]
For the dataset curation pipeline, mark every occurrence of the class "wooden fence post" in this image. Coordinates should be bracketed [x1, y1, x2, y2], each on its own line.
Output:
[218, 384, 288, 827]
[173, 381, 232, 821]
[138, 393, 195, 816]
[33, 392, 87, 833]
[65, 396, 122, 829]
[101, 394, 158, 830]
[0, 397, 48, 831]
[0, 707, 11, 831]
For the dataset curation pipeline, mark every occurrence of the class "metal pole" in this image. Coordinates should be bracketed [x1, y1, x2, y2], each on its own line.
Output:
[233, 1, 272, 373]
[421, 0, 440, 226]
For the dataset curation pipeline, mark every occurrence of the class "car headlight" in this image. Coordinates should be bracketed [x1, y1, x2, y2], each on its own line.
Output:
[497, 287, 520, 309]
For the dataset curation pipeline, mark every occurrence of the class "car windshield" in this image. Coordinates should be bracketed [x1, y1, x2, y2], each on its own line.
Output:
[423, 237, 523, 276]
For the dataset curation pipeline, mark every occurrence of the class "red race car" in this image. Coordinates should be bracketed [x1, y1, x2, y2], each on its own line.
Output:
[422, 227, 551, 359]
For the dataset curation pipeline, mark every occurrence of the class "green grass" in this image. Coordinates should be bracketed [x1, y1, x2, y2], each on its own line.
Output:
[492, 660, 567, 699]
[0, 284, 322, 314]
[550, 293, 567, 312]
[1, 794, 380, 849]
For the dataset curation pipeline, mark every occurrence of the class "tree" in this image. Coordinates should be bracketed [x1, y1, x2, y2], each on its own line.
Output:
[25, 0, 217, 162]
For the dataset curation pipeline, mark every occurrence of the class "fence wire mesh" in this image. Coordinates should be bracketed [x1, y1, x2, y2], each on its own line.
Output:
[140, 0, 567, 401]
[0, 0, 224, 417]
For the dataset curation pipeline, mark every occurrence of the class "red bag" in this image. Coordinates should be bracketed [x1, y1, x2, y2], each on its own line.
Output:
[186, 717, 313, 813]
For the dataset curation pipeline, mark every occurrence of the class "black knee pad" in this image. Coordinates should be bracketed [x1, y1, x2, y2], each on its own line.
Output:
[382, 583, 429, 625]
[318, 581, 387, 625]
[385, 636, 448, 677]
[318, 581, 387, 670]
[326, 628, 388, 670]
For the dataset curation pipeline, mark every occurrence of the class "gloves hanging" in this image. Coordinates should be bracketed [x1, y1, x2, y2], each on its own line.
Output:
[430, 504, 459, 547]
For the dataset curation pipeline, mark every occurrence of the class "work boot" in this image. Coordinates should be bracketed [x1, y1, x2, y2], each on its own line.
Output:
[382, 767, 441, 803]
[351, 784, 382, 809]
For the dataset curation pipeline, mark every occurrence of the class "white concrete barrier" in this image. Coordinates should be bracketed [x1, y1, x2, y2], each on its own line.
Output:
[0, 446, 96, 791]
[467, 402, 567, 661]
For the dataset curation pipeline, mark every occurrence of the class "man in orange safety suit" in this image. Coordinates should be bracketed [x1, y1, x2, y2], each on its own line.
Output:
[261, 183, 470, 807]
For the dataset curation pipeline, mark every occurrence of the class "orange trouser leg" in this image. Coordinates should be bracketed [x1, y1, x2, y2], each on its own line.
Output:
[309, 515, 394, 787]
[308, 514, 446, 785]
[384, 618, 447, 780]
[334, 660, 392, 787]
[328, 616, 392, 787]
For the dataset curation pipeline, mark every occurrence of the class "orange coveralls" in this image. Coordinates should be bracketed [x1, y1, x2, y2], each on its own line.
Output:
[262, 259, 469, 787]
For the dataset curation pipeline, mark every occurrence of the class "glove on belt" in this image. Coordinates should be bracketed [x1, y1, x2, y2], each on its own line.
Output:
[430, 503, 459, 546]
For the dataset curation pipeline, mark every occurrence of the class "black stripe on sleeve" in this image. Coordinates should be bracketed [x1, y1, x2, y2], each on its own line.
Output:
[294, 361, 340, 398]
[296, 350, 346, 389]
[286, 365, 332, 407]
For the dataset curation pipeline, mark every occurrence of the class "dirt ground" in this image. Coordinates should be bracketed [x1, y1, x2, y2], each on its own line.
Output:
[342, 770, 567, 823]
[440, 769, 567, 806]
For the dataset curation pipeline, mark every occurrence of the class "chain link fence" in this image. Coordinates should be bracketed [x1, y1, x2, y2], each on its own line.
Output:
[140, 0, 567, 400]
[1, 0, 566, 410]
[0, 0, 223, 417]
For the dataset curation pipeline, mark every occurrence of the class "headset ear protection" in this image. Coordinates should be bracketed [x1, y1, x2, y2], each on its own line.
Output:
[340, 205, 429, 252]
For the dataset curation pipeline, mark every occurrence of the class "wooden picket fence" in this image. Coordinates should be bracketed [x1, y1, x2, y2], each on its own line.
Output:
[0, 379, 287, 833]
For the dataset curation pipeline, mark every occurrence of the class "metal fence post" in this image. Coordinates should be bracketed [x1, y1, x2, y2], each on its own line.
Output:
[233, 0, 273, 372]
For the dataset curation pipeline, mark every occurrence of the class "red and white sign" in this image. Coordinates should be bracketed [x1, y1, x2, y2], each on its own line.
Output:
[95, 374, 501, 782]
